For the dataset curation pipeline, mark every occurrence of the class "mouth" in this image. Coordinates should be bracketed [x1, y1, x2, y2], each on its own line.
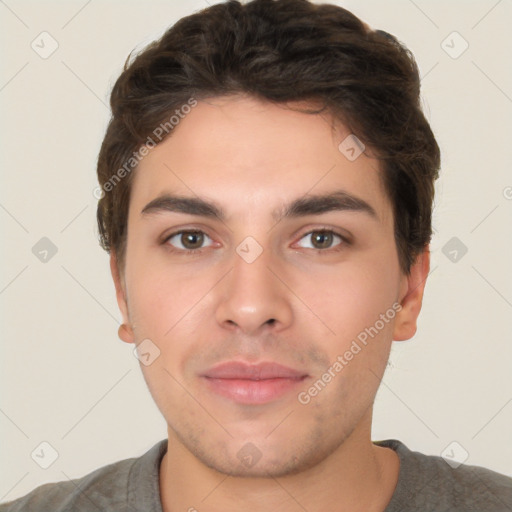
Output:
[200, 361, 309, 405]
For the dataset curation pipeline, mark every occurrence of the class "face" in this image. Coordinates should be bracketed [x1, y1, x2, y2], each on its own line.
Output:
[112, 95, 427, 477]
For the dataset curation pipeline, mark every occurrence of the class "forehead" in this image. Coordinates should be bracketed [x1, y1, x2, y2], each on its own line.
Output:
[129, 96, 392, 226]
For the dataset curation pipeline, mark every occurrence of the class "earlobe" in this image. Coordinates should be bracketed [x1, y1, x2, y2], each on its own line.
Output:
[392, 247, 430, 342]
[110, 252, 135, 344]
[118, 322, 135, 344]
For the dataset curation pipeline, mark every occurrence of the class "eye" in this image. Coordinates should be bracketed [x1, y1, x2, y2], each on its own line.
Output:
[295, 229, 346, 251]
[164, 230, 214, 252]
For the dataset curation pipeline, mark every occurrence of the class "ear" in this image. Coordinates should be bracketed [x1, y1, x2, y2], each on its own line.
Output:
[393, 246, 430, 341]
[110, 251, 135, 344]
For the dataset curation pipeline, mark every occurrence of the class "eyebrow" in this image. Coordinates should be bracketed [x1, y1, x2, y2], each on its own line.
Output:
[141, 190, 378, 223]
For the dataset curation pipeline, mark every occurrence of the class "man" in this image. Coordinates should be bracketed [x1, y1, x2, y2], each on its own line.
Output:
[2, 0, 511, 510]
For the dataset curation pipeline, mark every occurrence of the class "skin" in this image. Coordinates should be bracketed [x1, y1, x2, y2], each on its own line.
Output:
[110, 94, 430, 512]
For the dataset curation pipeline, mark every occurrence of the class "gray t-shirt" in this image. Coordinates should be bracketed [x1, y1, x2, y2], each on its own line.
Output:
[1, 439, 511, 511]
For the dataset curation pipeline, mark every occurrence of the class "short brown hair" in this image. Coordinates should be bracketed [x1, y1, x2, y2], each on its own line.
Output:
[96, 0, 440, 274]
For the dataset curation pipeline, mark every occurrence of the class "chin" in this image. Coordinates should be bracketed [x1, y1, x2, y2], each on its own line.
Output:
[183, 430, 341, 479]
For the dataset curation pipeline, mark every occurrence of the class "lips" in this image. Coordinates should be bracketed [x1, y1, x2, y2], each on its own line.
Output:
[201, 362, 308, 404]
[203, 362, 307, 380]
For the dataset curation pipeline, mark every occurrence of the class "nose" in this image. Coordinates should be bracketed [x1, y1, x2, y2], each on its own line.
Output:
[215, 245, 293, 336]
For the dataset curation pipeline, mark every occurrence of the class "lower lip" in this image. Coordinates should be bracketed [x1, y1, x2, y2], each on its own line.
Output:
[202, 376, 307, 404]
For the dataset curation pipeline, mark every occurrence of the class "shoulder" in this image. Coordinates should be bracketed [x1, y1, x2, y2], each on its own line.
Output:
[0, 440, 167, 512]
[377, 439, 512, 512]
[0, 458, 134, 512]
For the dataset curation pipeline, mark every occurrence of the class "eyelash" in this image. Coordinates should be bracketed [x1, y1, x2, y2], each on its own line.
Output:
[161, 228, 350, 256]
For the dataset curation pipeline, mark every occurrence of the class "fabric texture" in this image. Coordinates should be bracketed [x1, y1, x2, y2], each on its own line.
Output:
[1, 439, 511, 511]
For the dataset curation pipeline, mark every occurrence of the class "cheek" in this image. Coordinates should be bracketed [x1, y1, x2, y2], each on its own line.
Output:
[125, 240, 177, 321]
[298, 247, 401, 347]
[126, 258, 217, 349]
[129, 275, 169, 327]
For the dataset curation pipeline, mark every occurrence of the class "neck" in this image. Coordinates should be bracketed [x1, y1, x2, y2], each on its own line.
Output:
[159, 415, 400, 512]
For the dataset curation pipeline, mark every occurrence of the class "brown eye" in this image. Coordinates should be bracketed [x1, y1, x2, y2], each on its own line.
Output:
[296, 230, 344, 251]
[311, 231, 334, 249]
[181, 232, 204, 249]
[165, 230, 212, 251]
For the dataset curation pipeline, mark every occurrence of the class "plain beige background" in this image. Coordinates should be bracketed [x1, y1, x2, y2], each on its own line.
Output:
[1, 0, 511, 503]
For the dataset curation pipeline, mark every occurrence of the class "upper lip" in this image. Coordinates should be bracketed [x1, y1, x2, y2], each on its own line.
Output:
[202, 361, 308, 380]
